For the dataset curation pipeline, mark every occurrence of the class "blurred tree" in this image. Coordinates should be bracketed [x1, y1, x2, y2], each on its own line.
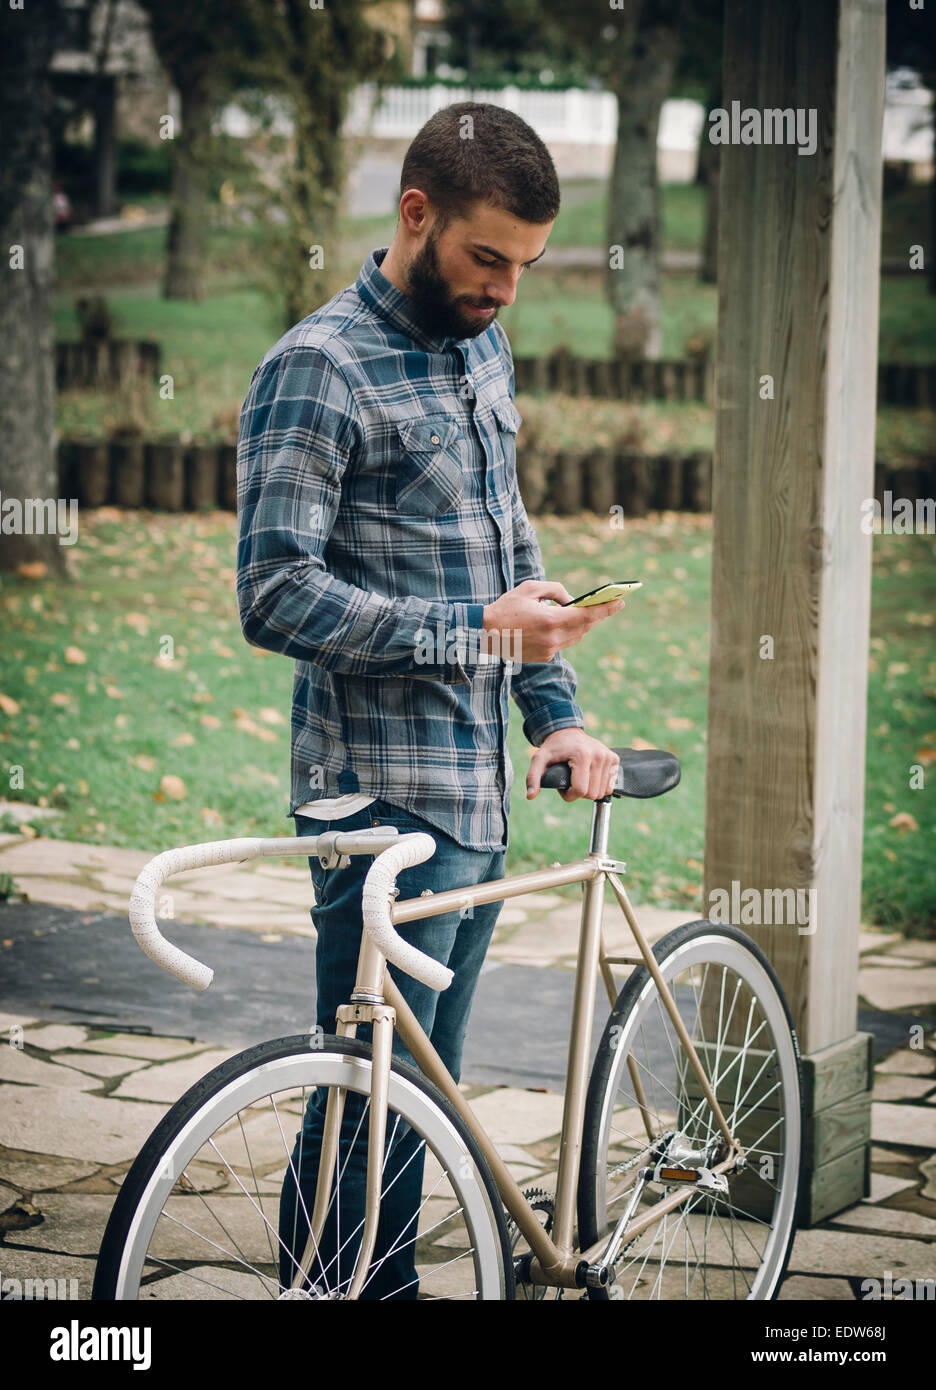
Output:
[0, 1, 65, 576]
[445, 0, 695, 357]
[233, 0, 402, 330]
[138, 0, 264, 300]
[886, 0, 935, 294]
[673, 0, 723, 286]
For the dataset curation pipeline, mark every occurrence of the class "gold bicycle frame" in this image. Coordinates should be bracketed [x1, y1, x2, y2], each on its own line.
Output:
[293, 798, 743, 1295]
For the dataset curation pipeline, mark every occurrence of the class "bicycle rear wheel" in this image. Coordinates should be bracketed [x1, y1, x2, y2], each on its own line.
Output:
[578, 921, 803, 1300]
[93, 1035, 513, 1300]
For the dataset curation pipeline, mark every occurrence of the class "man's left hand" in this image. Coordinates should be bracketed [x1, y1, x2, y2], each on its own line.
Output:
[526, 728, 620, 802]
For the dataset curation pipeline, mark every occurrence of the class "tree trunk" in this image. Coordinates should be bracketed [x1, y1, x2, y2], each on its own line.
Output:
[164, 72, 214, 300]
[606, 11, 683, 360]
[0, 2, 65, 576]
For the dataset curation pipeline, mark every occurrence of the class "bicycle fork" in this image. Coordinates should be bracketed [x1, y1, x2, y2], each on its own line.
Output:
[290, 996, 397, 1298]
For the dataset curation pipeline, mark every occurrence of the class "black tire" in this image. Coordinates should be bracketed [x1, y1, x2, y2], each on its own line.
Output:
[93, 1033, 515, 1301]
[578, 920, 804, 1300]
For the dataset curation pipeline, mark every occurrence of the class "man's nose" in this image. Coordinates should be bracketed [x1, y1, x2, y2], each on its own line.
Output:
[484, 268, 523, 307]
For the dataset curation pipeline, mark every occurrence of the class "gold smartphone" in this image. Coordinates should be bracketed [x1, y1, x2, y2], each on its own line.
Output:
[563, 580, 642, 608]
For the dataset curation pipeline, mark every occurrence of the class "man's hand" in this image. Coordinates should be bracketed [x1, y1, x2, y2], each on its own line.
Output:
[483, 580, 624, 666]
[527, 728, 621, 803]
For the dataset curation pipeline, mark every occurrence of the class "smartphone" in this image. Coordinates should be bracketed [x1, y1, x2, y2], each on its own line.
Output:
[563, 581, 642, 608]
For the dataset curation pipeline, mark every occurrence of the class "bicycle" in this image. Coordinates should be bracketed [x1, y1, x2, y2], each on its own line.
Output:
[93, 745, 804, 1301]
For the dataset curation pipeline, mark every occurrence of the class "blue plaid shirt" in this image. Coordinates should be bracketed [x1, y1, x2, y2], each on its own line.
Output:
[235, 246, 584, 850]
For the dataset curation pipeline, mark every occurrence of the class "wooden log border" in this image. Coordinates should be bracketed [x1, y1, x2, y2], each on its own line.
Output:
[512, 353, 936, 407]
[55, 340, 162, 391]
[54, 439, 936, 518]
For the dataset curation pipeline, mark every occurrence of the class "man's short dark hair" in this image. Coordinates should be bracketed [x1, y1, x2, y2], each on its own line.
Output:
[398, 102, 560, 231]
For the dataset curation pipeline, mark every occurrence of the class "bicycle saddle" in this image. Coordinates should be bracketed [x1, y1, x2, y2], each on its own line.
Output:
[540, 747, 681, 799]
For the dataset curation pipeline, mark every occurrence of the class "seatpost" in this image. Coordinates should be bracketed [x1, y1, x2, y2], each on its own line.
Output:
[588, 797, 612, 857]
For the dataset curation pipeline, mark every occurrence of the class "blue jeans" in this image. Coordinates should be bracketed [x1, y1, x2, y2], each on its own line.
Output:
[278, 799, 505, 1299]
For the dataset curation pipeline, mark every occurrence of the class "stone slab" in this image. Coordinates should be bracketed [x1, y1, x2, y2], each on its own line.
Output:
[830, 1204, 936, 1239]
[858, 966, 936, 1011]
[0, 1049, 100, 1091]
[0, 1085, 168, 1163]
[890, 941, 936, 961]
[0, 1249, 95, 1299]
[81, 1034, 209, 1061]
[0, 1012, 38, 1033]
[877, 1049, 936, 1076]
[787, 1227, 936, 1279]
[22, 1024, 89, 1051]
[778, 1275, 857, 1300]
[871, 1102, 936, 1149]
[0, 1155, 100, 1191]
[110, 1049, 241, 1102]
[466, 1088, 566, 1145]
[865, 1171, 918, 1203]
[10, 1192, 120, 1256]
[872, 1075, 935, 1102]
[52, 1051, 148, 1078]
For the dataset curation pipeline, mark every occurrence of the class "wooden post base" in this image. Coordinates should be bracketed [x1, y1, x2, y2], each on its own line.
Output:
[800, 1033, 874, 1226]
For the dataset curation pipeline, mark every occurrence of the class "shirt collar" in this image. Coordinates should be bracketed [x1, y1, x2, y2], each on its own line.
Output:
[355, 246, 463, 355]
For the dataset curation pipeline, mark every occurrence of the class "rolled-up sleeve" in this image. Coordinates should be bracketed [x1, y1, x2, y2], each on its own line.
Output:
[235, 347, 486, 680]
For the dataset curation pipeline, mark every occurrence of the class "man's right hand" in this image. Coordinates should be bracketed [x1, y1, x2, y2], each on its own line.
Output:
[482, 580, 625, 665]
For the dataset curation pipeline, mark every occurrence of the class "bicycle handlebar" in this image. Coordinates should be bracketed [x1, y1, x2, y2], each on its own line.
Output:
[128, 829, 402, 990]
[361, 834, 453, 993]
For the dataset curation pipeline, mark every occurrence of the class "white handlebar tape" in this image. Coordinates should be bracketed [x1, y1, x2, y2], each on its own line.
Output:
[128, 827, 411, 991]
[128, 837, 270, 989]
[361, 833, 453, 993]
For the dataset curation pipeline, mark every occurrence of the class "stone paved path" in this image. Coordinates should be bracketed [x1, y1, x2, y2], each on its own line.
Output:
[1, 832, 934, 1300]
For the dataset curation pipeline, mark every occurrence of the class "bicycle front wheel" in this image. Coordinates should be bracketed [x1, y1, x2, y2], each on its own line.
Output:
[578, 921, 803, 1300]
[93, 1035, 514, 1300]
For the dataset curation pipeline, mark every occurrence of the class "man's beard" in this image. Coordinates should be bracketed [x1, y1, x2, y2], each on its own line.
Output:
[404, 229, 498, 342]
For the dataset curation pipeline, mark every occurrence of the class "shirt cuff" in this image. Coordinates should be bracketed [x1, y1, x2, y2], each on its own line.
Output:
[522, 702, 586, 748]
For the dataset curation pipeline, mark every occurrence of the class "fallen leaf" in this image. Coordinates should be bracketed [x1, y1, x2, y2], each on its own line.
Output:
[105, 686, 123, 699]
[258, 707, 286, 725]
[159, 775, 186, 801]
[170, 733, 196, 748]
[50, 693, 72, 707]
[0, 694, 20, 716]
[631, 736, 654, 750]
[132, 754, 157, 772]
[200, 808, 223, 826]
[888, 812, 919, 832]
[16, 562, 46, 580]
[200, 715, 222, 730]
[665, 716, 694, 731]
[64, 646, 86, 665]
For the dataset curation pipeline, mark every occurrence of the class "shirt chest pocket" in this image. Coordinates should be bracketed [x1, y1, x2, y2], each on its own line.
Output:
[395, 414, 466, 516]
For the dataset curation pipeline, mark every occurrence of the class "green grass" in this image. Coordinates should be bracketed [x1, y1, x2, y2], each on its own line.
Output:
[1, 512, 932, 933]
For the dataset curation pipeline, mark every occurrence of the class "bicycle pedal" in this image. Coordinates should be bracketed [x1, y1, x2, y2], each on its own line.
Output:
[646, 1162, 729, 1195]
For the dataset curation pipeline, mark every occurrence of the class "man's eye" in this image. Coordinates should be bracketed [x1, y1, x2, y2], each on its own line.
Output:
[473, 255, 498, 267]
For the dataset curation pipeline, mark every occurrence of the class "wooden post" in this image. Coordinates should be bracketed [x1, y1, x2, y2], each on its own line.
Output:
[704, 0, 885, 1225]
[219, 443, 238, 511]
[112, 436, 146, 508]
